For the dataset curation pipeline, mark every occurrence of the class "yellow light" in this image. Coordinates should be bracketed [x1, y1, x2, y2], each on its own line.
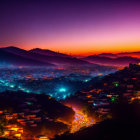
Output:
[15, 133, 21, 137]
[107, 95, 112, 97]
[131, 96, 140, 101]
[70, 108, 95, 133]
[11, 127, 18, 131]
[4, 131, 9, 136]
[39, 136, 49, 140]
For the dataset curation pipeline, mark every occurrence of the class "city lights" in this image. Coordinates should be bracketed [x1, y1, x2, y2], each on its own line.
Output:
[0, 0, 140, 139]
[70, 108, 95, 133]
[59, 88, 67, 92]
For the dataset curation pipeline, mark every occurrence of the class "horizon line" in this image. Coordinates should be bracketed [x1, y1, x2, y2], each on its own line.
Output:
[0, 46, 140, 57]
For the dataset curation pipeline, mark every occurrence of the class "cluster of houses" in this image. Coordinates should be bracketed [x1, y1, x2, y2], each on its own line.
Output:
[74, 63, 140, 117]
[0, 96, 49, 140]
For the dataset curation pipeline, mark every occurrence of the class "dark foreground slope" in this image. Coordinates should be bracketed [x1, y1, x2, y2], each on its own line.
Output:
[53, 64, 140, 140]
[53, 101, 140, 140]
[0, 91, 75, 138]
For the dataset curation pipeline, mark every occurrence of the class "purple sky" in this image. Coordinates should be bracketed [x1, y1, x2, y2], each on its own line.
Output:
[0, 0, 140, 55]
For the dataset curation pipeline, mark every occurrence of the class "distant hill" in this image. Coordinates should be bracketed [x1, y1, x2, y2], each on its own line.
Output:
[0, 46, 90, 66]
[0, 48, 54, 66]
[97, 53, 117, 58]
[117, 51, 140, 58]
[94, 52, 140, 58]
[29, 48, 90, 65]
[3, 46, 138, 67]
[82, 55, 140, 66]
[30, 48, 70, 57]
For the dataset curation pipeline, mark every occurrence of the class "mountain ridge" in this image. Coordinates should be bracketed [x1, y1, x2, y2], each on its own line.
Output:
[82, 55, 140, 66]
[0, 46, 90, 66]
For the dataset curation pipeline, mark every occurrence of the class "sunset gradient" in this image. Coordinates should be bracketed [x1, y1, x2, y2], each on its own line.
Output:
[0, 0, 140, 55]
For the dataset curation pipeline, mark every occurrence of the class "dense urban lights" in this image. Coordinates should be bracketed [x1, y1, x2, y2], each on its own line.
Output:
[70, 108, 95, 133]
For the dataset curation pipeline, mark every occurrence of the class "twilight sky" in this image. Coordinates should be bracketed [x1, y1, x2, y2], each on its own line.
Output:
[0, 0, 140, 55]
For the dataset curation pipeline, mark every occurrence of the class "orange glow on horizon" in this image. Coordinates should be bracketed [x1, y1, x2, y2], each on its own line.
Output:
[14, 41, 139, 56]
[0, 43, 140, 57]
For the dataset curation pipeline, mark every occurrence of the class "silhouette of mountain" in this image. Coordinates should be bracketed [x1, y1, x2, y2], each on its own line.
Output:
[94, 52, 140, 59]
[29, 48, 90, 65]
[3, 46, 137, 67]
[97, 53, 117, 58]
[82, 55, 140, 66]
[2, 46, 28, 54]
[0, 47, 54, 66]
[117, 51, 140, 58]
[30, 48, 70, 57]
[0, 47, 90, 66]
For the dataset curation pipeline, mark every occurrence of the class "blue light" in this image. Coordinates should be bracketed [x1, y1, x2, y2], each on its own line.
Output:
[59, 88, 66, 92]
[62, 94, 66, 99]
[84, 79, 89, 82]
[10, 84, 14, 88]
